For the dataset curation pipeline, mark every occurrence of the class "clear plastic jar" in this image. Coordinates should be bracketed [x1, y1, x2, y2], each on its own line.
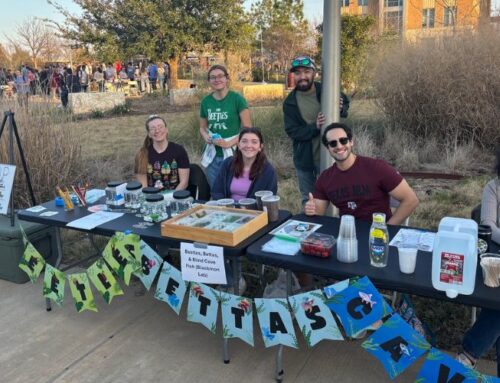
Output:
[171, 190, 193, 216]
[143, 194, 167, 222]
[124, 181, 142, 210]
[105, 180, 125, 208]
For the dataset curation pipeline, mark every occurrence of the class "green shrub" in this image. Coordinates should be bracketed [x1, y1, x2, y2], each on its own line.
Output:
[91, 109, 104, 119]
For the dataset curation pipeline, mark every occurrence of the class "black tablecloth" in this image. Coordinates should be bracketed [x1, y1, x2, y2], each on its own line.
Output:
[246, 214, 500, 310]
[17, 200, 291, 257]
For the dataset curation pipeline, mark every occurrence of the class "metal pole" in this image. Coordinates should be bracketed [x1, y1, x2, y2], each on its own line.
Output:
[8, 111, 15, 226]
[320, 0, 342, 217]
[320, 0, 341, 174]
[260, 27, 265, 84]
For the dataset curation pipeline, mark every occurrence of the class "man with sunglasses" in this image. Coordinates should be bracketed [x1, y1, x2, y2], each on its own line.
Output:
[283, 55, 350, 205]
[305, 123, 419, 225]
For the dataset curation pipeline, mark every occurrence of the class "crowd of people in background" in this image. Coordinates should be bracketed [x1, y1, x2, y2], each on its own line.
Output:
[0, 60, 171, 104]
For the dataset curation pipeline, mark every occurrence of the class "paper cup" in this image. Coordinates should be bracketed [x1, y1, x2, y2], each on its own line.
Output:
[480, 253, 500, 288]
[261, 195, 280, 222]
[398, 247, 418, 274]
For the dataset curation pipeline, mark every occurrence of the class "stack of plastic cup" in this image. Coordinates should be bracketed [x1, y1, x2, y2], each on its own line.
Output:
[336, 215, 358, 263]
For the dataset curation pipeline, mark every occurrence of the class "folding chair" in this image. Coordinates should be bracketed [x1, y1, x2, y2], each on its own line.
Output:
[187, 163, 211, 201]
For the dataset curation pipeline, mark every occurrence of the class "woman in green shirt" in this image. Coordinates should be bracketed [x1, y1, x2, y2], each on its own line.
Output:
[199, 65, 251, 189]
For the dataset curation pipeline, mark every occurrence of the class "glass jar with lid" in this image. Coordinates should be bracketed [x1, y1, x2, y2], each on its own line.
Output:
[124, 181, 142, 210]
[140, 187, 160, 213]
[171, 190, 193, 216]
[105, 180, 125, 209]
[143, 194, 167, 222]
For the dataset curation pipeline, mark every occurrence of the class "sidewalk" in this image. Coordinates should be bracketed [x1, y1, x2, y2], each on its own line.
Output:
[0, 276, 496, 383]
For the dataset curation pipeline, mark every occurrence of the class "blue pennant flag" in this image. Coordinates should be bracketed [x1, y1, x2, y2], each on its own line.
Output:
[135, 241, 163, 291]
[415, 348, 480, 383]
[220, 292, 254, 347]
[323, 279, 350, 299]
[187, 283, 220, 333]
[254, 298, 298, 349]
[480, 374, 500, 383]
[154, 262, 188, 315]
[288, 289, 343, 347]
[362, 314, 430, 380]
[325, 276, 392, 337]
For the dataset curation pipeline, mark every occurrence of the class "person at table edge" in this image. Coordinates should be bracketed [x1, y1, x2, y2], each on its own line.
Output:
[211, 127, 277, 200]
[134, 114, 190, 191]
[305, 123, 419, 225]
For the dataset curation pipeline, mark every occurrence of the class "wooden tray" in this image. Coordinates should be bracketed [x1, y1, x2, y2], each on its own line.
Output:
[161, 204, 268, 247]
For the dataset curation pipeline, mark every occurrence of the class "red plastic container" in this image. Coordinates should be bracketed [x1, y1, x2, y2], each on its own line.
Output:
[300, 233, 336, 258]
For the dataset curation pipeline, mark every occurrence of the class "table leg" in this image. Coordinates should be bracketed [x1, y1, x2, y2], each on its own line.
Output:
[286, 270, 292, 296]
[232, 256, 240, 294]
[46, 227, 64, 312]
[275, 345, 284, 382]
[223, 338, 230, 364]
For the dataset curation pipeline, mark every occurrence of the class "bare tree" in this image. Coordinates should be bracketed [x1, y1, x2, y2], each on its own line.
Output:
[8, 17, 51, 69]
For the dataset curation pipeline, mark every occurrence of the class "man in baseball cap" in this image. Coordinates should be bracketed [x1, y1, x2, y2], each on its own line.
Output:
[283, 55, 350, 205]
[289, 55, 317, 72]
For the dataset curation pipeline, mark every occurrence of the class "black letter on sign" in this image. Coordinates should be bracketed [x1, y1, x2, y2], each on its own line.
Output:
[141, 255, 150, 275]
[75, 280, 87, 301]
[380, 336, 408, 363]
[437, 364, 466, 383]
[27, 256, 38, 271]
[198, 295, 211, 316]
[270, 312, 288, 334]
[97, 272, 112, 289]
[305, 306, 327, 330]
[124, 243, 137, 259]
[165, 278, 179, 296]
[50, 275, 59, 293]
[347, 297, 372, 320]
[111, 245, 128, 267]
[231, 307, 245, 329]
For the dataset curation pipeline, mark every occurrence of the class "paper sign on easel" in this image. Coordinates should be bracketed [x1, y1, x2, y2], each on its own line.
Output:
[0, 164, 16, 215]
[180, 242, 227, 284]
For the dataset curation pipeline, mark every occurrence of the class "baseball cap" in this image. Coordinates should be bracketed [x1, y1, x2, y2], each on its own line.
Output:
[290, 55, 316, 72]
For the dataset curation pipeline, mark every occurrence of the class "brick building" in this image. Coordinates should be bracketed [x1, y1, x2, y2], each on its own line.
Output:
[340, 0, 491, 40]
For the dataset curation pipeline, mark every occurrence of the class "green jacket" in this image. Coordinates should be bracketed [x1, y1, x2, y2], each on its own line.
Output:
[283, 82, 349, 171]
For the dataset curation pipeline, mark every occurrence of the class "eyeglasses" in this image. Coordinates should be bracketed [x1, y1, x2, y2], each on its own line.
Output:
[209, 74, 226, 81]
[326, 137, 350, 148]
[292, 57, 313, 68]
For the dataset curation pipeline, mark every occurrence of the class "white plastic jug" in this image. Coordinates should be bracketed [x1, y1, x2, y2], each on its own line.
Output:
[431, 217, 478, 298]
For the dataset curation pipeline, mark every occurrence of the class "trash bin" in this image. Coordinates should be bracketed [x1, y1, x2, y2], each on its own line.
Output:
[0, 215, 57, 283]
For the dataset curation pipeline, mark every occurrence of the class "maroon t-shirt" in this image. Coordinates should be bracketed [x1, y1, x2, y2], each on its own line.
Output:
[314, 156, 403, 222]
[147, 142, 190, 190]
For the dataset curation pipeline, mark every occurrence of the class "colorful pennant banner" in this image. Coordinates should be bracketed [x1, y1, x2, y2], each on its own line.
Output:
[18, 232, 499, 382]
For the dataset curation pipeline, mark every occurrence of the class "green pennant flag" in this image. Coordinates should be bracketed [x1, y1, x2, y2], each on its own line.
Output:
[19, 242, 46, 283]
[87, 259, 124, 304]
[68, 273, 98, 313]
[102, 235, 140, 286]
[43, 264, 65, 306]
[115, 232, 142, 263]
[20, 224, 29, 246]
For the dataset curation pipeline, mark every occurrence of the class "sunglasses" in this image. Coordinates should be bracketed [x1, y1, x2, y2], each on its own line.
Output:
[292, 58, 313, 67]
[326, 137, 350, 148]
